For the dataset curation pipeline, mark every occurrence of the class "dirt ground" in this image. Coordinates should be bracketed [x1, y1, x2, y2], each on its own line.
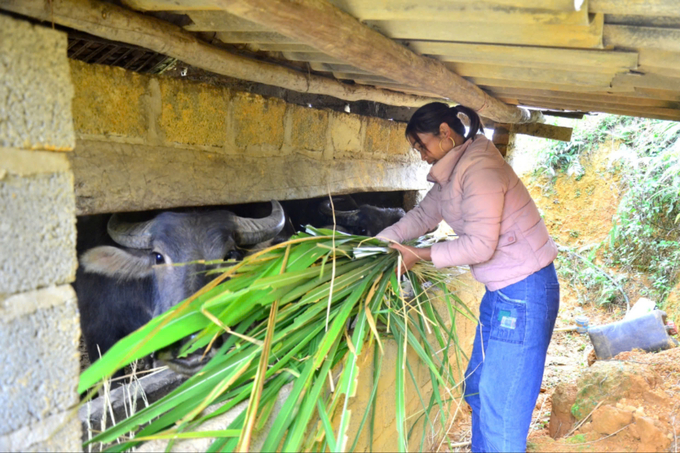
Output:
[439, 140, 680, 452]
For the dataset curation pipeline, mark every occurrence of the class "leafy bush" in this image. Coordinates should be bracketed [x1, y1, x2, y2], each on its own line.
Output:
[535, 115, 680, 306]
[607, 120, 680, 300]
[534, 114, 632, 178]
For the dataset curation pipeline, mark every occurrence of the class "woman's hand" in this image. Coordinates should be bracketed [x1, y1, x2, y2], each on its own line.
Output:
[389, 243, 432, 275]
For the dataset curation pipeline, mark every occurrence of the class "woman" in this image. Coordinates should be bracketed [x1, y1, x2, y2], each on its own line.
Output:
[377, 102, 559, 453]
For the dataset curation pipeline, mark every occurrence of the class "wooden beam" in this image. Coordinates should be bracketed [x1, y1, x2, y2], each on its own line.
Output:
[211, 0, 542, 123]
[604, 25, 680, 53]
[327, 0, 591, 25]
[443, 62, 618, 88]
[323, 61, 619, 88]
[541, 111, 585, 119]
[484, 88, 680, 109]
[0, 0, 443, 108]
[638, 49, 680, 74]
[590, 0, 680, 17]
[122, 0, 585, 13]
[512, 123, 573, 142]
[480, 84, 680, 102]
[183, 10, 266, 32]
[505, 99, 680, 121]
[309, 62, 373, 75]
[214, 31, 299, 44]
[499, 95, 680, 114]
[283, 52, 343, 63]
[366, 14, 604, 49]
[612, 73, 680, 91]
[470, 78, 627, 93]
[405, 41, 638, 72]
[249, 44, 317, 52]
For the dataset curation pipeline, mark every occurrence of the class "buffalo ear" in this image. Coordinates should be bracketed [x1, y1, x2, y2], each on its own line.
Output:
[80, 246, 153, 280]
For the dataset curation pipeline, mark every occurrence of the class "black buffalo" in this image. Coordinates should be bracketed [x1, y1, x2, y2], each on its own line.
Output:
[317, 196, 406, 237]
[75, 201, 286, 370]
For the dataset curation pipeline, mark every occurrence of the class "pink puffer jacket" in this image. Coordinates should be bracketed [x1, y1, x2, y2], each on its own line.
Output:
[377, 135, 557, 291]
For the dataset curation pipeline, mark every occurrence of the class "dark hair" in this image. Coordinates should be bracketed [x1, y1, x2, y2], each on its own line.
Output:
[405, 103, 484, 149]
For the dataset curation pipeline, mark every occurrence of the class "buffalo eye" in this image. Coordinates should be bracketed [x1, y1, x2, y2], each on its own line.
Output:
[153, 252, 165, 265]
[225, 249, 243, 261]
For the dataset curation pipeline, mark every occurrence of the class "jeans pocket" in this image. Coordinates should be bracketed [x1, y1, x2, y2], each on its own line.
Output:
[490, 296, 527, 345]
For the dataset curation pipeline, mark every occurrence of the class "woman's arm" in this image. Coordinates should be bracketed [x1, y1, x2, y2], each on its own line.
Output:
[375, 186, 443, 243]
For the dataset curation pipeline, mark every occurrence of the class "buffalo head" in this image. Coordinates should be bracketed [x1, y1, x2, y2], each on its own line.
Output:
[319, 198, 405, 237]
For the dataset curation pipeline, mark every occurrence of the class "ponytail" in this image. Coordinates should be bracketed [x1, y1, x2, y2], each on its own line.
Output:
[452, 105, 484, 142]
[405, 102, 484, 146]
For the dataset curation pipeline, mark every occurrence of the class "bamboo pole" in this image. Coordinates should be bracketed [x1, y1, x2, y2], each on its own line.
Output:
[212, 0, 541, 124]
[0, 0, 445, 109]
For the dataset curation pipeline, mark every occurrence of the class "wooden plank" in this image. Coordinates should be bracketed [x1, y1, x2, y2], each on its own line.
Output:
[638, 49, 680, 73]
[327, 0, 590, 25]
[214, 31, 300, 44]
[443, 62, 617, 88]
[333, 62, 619, 89]
[483, 88, 680, 108]
[604, 25, 680, 53]
[0, 0, 444, 108]
[634, 88, 680, 103]
[216, 0, 543, 123]
[502, 98, 680, 120]
[612, 73, 680, 91]
[122, 0, 583, 12]
[497, 94, 680, 113]
[122, 0, 222, 10]
[470, 78, 632, 93]
[283, 52, 343, 63]
[405, 41, 638, 72]
[354, 81, 444, 99]
[251, 44, 317, 52]
[590, 0, 680, 17]
[605, 14, 680, 28]
[512, 123, 573, 142]
[333, 73, 396, 84]
[183, 11, 267, 32]
[366, 14, 604, 49]
[309, 62, 373, 75]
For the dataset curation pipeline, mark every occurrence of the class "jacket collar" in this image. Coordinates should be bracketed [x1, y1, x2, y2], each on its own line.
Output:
[426, 137, 476, 185]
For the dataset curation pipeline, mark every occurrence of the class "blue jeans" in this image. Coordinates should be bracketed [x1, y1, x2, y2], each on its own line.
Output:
[464, 263, 560, 452]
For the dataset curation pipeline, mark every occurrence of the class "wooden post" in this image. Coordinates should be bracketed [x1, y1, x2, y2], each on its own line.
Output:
[492, 124, 513, 157]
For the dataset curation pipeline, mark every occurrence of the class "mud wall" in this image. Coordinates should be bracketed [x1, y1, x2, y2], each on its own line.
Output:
[0, 15, 81, 451]
[68, 61, 430, 215]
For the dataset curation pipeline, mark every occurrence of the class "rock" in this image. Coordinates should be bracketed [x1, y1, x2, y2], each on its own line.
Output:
[635, 416, 671, 452]
[590, 405, 633, 435]
[548, 383, 577, 438]
[569, 361, 659, 421]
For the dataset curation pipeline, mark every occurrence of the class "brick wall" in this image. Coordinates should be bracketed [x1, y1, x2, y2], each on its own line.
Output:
[0, 15, 80, 451]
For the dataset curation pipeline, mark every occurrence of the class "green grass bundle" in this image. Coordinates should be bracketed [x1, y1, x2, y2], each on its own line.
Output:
[79, 227, 474, 452]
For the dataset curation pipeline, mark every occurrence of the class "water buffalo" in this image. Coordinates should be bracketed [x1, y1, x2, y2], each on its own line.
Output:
[317, 196, 406, 237]
[75, 201, 286, 369]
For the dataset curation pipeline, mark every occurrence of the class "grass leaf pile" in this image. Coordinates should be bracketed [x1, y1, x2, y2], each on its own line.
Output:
[79, 227, 473, 452]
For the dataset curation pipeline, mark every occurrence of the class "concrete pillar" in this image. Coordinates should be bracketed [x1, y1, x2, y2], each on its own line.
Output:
[0, 14, 80, 451]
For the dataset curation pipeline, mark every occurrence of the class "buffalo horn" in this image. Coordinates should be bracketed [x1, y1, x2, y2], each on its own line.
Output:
[319, 199, 360, 225]
[107, 214, 154, 249]
[233, 200, 286, 245]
